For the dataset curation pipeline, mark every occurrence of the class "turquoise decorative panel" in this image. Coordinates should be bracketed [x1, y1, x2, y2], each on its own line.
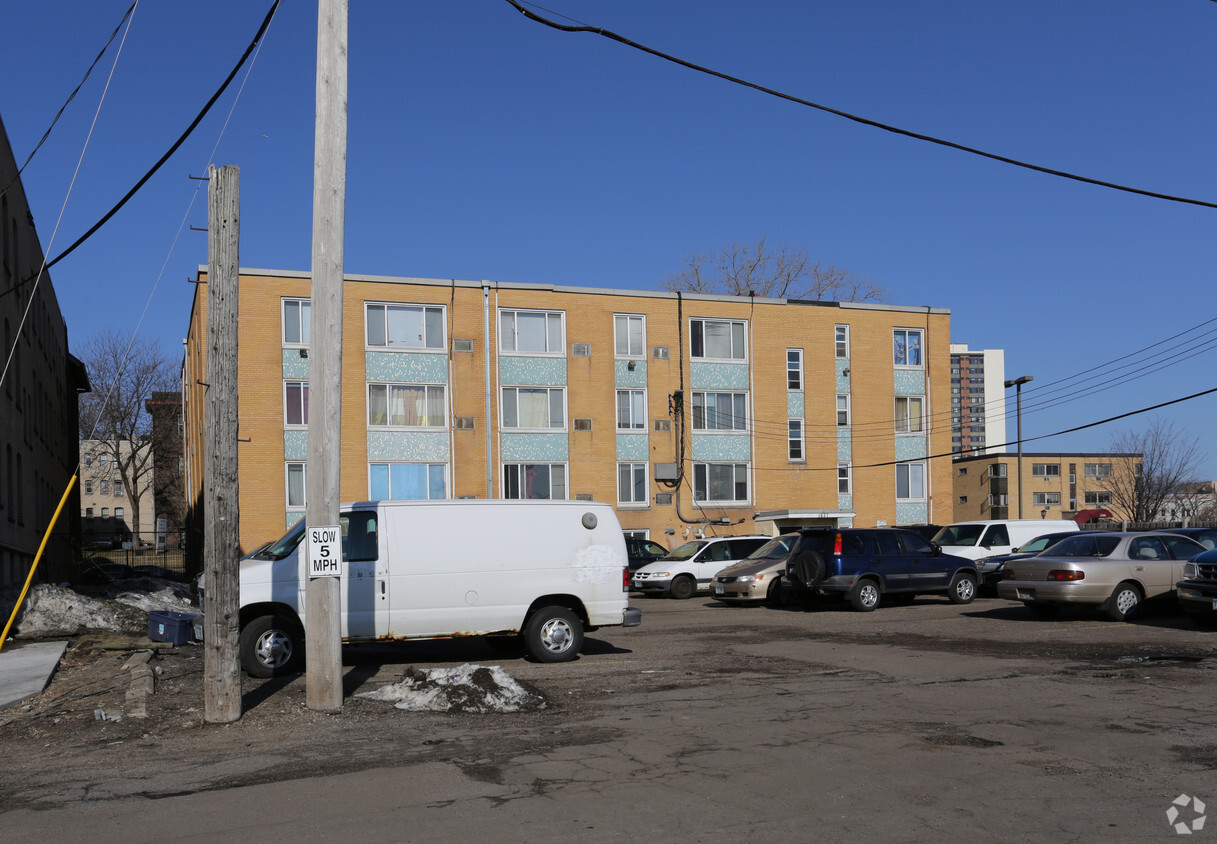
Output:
[787, 392, 804, 418]
[691, 434, 750, 461]
[286, 511, 304, 529]
[617, 433, 648, 461]
[282, 350, 310, 379]
[367, 431, 450, 461]
[894, 369, 925, 395]
[690, 362, 749, 390]
[896, 501, 928, 523]
[500, 356, 567, 386]
[284, 430, 308, 461]
[837, 513, 854, 528]
[366, 351, 448, 383]
[501, 432, 569, 461]
[838, 494, 853, 511]
[836, 359, 850, 393]
[615, 359, 647, 388]
[837, 429, 851, 461]
[894, 435, 927, 461]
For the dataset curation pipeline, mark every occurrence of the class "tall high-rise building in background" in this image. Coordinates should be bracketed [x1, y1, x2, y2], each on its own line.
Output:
[950, 344, 1007, 458]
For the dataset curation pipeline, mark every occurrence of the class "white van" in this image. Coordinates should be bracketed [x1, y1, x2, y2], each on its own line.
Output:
[931, 519, 1079, 562]
[223, 500, 640, 676]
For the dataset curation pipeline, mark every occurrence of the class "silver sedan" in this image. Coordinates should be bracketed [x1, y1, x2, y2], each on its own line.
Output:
[997, 531, 1205, 621]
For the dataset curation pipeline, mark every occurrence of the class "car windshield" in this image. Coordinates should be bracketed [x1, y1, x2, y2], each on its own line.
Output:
[262, 518, 306, 560]
[932, 524, 985, 546]
[748, 535, 797, 560]
[1045, 534, 1122, 557]
[662, 541, 707, 561]
[1016, 534, 1063, 554]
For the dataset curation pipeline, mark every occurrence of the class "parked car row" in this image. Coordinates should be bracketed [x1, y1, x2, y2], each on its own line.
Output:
[627, 520, 1217, 627]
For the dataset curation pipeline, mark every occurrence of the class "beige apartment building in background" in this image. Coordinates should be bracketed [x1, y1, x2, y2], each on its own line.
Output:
[951, 451, 1141, 522]
[79, 439, 155, 546]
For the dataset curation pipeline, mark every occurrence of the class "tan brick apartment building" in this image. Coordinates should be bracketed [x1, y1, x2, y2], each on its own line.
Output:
[951, 452, 1140, 522]
[183, 269, 954, 553]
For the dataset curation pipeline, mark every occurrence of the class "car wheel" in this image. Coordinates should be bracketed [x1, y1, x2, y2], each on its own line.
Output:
[1105, 582, 1143, 622]
[524, 606, 583, 663]
[765, 578, 788, 608]
[669, 575, 696, 600]
[849, 579, 880, 612]
[948, 573, 977, 605]
[239, 614, 304, 678]
[1026, 602, 1060, 620]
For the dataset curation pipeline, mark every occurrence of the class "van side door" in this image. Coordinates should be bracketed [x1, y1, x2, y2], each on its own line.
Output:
[339, 510, 389, 641]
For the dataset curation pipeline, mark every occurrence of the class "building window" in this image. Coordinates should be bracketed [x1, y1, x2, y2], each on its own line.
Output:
[283, 298, 311, 346]
[894, 396, 924, 433]
[957, 468, 968, 477]
[1084, 463, 1112, 478]
[101, 481, 110, 495]
[368, 384, 446, 427]
[896, 462, 926, 500]
[1032, 463, 1060, 478]
[1033, 492, 1061, 506]
[618, 462, 648, 506]
[85, 507, 93, 517]
[837, 394, 850, 427]
[693, 462, 749, 504]
[958, 496, 968, 505]
[114, 507, 124, 520]
[367, 303, 445, 350]
[84, 480, 93, 494]
[1085, 491, 1113, 506]
[287, 462, 306, 508]
[989, 494, 1008, 507]
[989, 463, 1007, 478]
[501, 387, 564, 429]
[285, 381, 309, 427]
[788, 420, 804, 462]
[690, 318, 746, 361]
[114, 482, 123, 497]
[893, 329, 923, 367]
[503, 463, 567, 499]
[370, 463, 447, 500]
[692, 391, 747, 431]
[615, 314, 645, 358]
[838, 463, 851, 495]
[787, 349, 803, 390]
[499, 309, 563, 354]
[101, 507, 109, 518]
[616, 390, 646, 431]
[835, 325, 849, 359]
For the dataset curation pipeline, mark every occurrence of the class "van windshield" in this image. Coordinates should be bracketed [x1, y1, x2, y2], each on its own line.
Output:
[262, 518, 306, 560]
[663, 541, 707, 561]
[932, 524, 985, 547]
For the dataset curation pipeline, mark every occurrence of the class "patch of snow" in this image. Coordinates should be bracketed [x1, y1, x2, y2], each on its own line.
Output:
[3, 579, 198, 639]
[356, 663, 546, 713]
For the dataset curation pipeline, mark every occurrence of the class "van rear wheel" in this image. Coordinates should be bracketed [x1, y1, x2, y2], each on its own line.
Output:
[524, 606, 583, 663]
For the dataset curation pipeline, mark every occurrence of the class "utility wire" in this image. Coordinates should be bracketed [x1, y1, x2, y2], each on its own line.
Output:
[504, 0, 1217, 210]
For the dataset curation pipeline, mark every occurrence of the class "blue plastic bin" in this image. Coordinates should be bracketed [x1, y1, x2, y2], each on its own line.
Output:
[148, 610, 197, 645]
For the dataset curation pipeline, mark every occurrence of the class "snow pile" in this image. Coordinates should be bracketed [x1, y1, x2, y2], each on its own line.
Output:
[4, 579, 197, 639]
[356, 663, 546, 713]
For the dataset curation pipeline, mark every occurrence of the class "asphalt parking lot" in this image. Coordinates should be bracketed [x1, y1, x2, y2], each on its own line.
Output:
[4, 592, 1217, 841]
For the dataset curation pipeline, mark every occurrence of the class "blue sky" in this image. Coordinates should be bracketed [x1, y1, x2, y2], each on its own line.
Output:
[5, 0, 1215, 476]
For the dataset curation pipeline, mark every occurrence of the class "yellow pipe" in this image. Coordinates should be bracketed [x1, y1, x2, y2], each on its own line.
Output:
[0, 474, 78, 652]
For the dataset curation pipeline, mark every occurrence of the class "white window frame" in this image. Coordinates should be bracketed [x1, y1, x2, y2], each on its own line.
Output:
[618, 462, 648, 507]
[1032, 463, 1061, 478]
[896, 462, 926, 501]
[286, 462, 306, 509]
[692, 391, 748, 432]
[837, 394, 851, 427]
[501, 386, 566, 430]
[368, 462, 448, 500]
[690, 318, 747, 362]
[894, 396, 924, 434]
[499, 309, 565, 355]
[282, 298, 311, 347]
[1032, 492, 1061, 506]
[616, 389, 646, 431]
[1084, 491, 1113, 506]
[502, 462, 568, 500]
[367, 383, 447, 428]
[114, 506, 124, 520]
[692, 462, 750, 505]
[365, 303, 446, 351]
[1084, 463, 1112, 478]
[788, 420, 805, 462]
[285, 380, 309, 428]
[614, 314, 646, 358]
[835, 325, 850, 359]
[623, 529, 651, 540]
[838, 463, 852, 494]
[893, 328, 924, 368]
[787, 348, 804, 391]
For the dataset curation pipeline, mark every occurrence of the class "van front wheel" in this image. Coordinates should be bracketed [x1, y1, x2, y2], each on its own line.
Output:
[525, 606, 584, 663]
[239, 614, 304, 678]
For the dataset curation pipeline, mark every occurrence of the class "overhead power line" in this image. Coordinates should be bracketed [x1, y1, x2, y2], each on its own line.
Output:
[504, 0, 1217, 211]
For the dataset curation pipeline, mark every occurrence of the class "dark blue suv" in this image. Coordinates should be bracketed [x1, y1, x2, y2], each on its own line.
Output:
[782, 528, 978, 611]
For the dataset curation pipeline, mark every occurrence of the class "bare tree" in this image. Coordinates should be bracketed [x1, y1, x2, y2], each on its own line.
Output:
[663, 238, 886, 302]
[78, 330, 178, 542]
[1100, 420, 1207, 522]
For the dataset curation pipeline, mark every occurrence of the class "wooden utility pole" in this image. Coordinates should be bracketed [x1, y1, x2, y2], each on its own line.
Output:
[305, 0, 348, 712]
[203, 164, 242, 724]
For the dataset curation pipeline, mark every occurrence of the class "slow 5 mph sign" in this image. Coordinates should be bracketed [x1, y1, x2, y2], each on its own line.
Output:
[307, 525, 342, 578]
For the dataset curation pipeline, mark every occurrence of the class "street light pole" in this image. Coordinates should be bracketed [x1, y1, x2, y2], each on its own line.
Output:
[1004, 375, 1033, 519]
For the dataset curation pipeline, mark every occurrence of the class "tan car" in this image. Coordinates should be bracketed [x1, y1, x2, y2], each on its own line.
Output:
[710, 535, 798, 605]
[997, 531, 1205, 621]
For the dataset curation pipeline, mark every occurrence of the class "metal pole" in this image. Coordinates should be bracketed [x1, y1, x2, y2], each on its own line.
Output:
[1005, 375, 1033, 520]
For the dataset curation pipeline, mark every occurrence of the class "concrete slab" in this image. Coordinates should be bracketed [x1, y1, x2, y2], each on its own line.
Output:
[0, 639, 69, 710]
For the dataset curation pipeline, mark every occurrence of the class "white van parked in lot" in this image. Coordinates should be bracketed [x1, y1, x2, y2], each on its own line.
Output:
[219, 500, 640, 676]
[931, 519, 1079, 562]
